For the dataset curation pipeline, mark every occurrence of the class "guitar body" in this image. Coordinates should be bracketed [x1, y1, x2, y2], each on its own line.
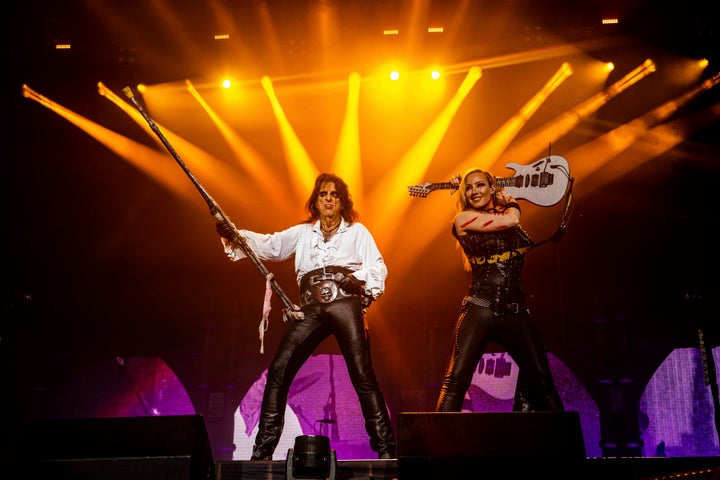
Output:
[499, 155, 570, 206]
[408, 155, 570, 207]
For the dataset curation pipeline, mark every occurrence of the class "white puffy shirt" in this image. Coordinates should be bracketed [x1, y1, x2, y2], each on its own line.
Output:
[222, 219, 387, 300]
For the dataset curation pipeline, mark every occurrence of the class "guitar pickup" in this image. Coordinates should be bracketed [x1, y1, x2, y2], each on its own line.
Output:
[528, 172, 554, 188]
[539, 171, 554, 187]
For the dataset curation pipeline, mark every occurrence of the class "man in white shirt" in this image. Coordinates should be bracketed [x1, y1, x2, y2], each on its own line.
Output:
[216, 172, 396, 460]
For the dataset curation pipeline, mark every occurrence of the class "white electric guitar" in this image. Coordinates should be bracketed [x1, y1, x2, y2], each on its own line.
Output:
[408, 155, 571, 207]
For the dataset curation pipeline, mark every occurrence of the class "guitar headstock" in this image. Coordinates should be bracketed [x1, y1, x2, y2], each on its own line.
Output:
[408, 183, 434, 198]
[408, 182, 455, 198]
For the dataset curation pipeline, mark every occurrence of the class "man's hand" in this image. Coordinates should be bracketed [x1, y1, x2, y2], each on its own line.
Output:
[216, 220, 237, 240]
[361, 295, 373, 310]
[283, 307, 305, 322]
[336, 274, 366, 295]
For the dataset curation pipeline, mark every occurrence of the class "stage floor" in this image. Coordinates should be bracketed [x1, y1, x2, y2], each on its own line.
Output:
[215, 458, 397, 480]
[214, 456, 720, 480]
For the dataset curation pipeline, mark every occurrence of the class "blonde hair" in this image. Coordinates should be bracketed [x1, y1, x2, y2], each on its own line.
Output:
[456, 168, 495, 213]
[454, 168, 511, 271]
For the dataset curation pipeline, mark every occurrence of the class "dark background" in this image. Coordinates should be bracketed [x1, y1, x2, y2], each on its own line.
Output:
[2, 0, 719, 462]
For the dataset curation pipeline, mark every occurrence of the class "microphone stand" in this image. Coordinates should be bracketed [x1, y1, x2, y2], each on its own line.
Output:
[121, 87, 298, 314]
[686, 290, 719, 441]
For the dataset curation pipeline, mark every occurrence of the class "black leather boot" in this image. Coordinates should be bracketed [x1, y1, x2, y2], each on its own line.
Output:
[358, 392, 396, 459]
[436, 381, 467, 412]
[512, 369, 532, 412]
[250, 386, 288, 460]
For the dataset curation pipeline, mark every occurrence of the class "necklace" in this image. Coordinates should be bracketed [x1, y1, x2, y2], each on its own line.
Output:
[320, 220, 341, 233]
[320, 220, 341, 241]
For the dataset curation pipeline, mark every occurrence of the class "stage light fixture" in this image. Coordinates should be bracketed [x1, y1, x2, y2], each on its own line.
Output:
[286, 435, 336, 480]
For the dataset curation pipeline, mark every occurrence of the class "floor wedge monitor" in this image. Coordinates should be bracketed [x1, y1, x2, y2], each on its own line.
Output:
[22, 414, 215, 480]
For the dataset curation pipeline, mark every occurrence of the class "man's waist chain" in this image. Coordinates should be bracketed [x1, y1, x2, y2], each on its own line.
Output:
[300, 266, 356, 307]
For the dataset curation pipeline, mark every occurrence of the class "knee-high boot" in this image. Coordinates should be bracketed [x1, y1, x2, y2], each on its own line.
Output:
[512, 370, 532, 412]
[251, 386, 288, 460]
[358, 392, 396, 458]
[436, 372, 471, 412]
[514, 359, 564, 412]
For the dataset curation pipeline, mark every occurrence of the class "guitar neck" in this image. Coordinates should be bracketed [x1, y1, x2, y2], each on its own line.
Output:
[408, 155, 570, 206]
[431, 182, 453, 192]
[432, 179, 516, 192]
[495, 176, 518, 188]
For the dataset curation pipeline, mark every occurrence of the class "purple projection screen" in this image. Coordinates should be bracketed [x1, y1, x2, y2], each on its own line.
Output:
[37, 348, 720, 460]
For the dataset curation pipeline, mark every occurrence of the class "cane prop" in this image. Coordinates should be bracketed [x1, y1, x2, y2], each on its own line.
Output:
[121, 87, 301, 352]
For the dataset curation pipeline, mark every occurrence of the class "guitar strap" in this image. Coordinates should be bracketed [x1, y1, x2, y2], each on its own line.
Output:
[529, 176, 575, 250]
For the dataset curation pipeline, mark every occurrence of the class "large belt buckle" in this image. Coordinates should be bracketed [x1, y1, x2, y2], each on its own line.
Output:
[310, 278, 338, 304]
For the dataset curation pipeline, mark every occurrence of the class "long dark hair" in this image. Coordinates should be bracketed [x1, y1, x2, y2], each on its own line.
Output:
[305, 173, 359, 223]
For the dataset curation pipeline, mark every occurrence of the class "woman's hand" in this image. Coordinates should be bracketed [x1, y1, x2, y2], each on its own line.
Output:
[450, 173, 461, 193]
[494, 187, 515, 205]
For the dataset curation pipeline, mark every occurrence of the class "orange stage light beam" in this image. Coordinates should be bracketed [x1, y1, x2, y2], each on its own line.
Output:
[498, 59, 656, 168]
[369, 66, 482, 247]
[22, 84, 195, 201]
[569, 72, 720, 196]
[261, 76, 320, 203]
[330, 72, 364, 207]
[99, 82, 259, 213]
[184, 79, 296, 217]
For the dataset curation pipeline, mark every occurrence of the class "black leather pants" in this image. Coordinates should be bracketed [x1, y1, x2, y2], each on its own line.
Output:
[251, 297, 396, 459]
[436, 298, 564, 412]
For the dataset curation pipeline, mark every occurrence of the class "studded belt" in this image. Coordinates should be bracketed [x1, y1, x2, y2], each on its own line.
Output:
[300, 266, 356, 307]
[462, 295, 521, 314]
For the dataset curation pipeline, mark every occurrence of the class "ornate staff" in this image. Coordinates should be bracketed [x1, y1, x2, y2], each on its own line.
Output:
[121, 87, 300, 351]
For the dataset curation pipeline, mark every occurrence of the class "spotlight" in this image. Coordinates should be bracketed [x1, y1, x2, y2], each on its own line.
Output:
[286, 435, 336, 480]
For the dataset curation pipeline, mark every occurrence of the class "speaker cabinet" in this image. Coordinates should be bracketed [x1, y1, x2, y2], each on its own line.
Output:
[399, 412, 586, 477]
[22, 415, 215, 480]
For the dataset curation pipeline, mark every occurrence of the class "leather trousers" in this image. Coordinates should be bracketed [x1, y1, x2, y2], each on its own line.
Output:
[436, 292, 564, 412]
[251, 297, 396, 459]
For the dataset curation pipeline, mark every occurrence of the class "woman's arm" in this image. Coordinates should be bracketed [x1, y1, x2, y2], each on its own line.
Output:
[454, 207, 520, 235]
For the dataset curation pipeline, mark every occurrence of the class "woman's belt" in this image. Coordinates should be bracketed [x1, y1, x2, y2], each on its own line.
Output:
[462, 295, 521, 314]
[300, 266, 356, 307]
